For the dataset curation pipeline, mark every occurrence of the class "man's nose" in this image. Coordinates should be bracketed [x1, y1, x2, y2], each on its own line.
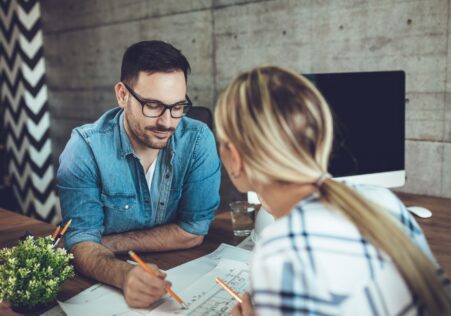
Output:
[157, 108, 172, 126]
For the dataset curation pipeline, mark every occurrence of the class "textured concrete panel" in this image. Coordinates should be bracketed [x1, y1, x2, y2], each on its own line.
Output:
[398, 140, 443, 196]
[214, 0, 314, 93]
[44, 25, 139, 89]
[41, 0, 213, 33]
[213, 0, 270, 8]
[445, 1, 451, 143]
[445, 94, 451, 142]
[48, 88, 117, 121]
[405, 92, 446, 141]
[442, 143, 451, 198]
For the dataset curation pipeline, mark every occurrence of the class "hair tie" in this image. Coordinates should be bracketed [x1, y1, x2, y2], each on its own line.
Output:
[315, 173, 331, 186]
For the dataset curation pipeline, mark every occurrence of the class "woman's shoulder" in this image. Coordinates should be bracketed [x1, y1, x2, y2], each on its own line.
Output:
[350, 183, 403, 210]
[349, 184, 423, 234]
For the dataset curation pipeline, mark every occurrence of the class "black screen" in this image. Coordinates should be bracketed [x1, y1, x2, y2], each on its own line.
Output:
[305, 71, 405, 177]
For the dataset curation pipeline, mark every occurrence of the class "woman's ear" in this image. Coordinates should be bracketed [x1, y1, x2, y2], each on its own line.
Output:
[114, 82, 128, 109]
[226, 143, 244, 178]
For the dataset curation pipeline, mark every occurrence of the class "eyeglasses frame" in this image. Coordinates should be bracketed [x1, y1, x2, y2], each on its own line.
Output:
[122, 82, 192, 118]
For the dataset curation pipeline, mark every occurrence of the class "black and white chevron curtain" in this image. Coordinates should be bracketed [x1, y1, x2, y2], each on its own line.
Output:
[1, 0, 60, 223]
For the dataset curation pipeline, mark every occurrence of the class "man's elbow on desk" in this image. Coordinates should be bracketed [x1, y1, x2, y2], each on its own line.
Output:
[185, 234, 204, 248]
[176, 227, 204, 249]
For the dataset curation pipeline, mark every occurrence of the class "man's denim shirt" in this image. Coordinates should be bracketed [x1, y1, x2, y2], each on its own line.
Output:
[57, 108, 221, 250]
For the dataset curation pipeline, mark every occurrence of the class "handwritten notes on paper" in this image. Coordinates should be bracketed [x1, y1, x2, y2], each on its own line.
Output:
[150, 259, 249, 315]
[51, 244, 251, 316]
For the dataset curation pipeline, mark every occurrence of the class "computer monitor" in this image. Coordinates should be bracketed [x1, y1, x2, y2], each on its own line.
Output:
[305, 70, 406, 188]
[248, 70, 407, 240]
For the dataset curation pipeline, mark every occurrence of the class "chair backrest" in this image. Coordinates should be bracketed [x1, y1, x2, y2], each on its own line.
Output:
[186, 106, 213, 130]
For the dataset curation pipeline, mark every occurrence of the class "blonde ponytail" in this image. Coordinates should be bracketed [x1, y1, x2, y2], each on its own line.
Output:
[320, 179, 450, 315]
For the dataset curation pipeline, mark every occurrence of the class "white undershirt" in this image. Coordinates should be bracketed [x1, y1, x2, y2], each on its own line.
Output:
[145, 160, 157, 192]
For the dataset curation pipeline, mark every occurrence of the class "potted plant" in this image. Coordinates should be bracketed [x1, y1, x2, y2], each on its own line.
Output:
[0, 235, 74, 314]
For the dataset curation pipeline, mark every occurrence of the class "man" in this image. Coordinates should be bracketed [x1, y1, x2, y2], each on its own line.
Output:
[57, 41, 221, 308]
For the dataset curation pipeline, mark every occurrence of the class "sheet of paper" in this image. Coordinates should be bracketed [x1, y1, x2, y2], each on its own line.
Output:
[49, 244, 251, 316]
[163, 243, 251, 293]
[40, 307, 66, 316]
[150, 259, 249, 315]
[204, 243, 252, 264]
[42, 284, 121, 316]
[57, 286, 135, 316]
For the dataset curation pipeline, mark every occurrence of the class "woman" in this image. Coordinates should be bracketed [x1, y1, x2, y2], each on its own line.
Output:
[214, 66, 451, 315]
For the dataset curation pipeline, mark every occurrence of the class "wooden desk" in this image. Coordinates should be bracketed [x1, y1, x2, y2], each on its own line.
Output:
[395, 192, 451, 275]
[0, 192, 450, 314]
[0, 207, 244, 315]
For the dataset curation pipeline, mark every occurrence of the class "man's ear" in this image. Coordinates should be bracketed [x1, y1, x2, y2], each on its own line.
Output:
[114, 82, 128, 109]
[227, 143, 244, 177]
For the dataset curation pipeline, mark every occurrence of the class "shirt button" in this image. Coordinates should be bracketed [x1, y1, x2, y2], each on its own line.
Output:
[159, 202, 164, 206]
[124, 204, 129, 210]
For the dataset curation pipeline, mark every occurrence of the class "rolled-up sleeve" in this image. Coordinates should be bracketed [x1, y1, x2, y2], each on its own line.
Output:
[57, 131, 104, 250]
[176, 125, 221, 235]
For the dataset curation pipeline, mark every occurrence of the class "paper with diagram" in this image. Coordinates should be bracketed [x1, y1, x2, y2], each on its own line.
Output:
[149, 259, 249, 315]
[50, 244, 251, 316]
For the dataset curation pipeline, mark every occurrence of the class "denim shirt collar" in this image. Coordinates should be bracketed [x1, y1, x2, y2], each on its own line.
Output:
[117, 110, 175, 161]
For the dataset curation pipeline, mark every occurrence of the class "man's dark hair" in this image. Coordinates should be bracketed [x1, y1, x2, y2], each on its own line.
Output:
[120, 40, 191, 86]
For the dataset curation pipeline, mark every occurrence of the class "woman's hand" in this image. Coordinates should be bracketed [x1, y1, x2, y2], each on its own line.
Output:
[231, 293, 254, 316]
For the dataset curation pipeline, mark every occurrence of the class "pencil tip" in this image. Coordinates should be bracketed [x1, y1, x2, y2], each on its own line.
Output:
[181, 303, 188, 309]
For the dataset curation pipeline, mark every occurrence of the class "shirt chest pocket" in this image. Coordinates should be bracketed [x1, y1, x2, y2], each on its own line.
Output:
[101, 193, 138, 233]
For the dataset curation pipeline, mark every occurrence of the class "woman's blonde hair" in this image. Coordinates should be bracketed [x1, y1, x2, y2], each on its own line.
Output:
[214, 65, 450, 314]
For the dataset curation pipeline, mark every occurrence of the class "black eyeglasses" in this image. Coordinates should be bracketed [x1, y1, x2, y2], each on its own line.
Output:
[123, 82, 192, 118]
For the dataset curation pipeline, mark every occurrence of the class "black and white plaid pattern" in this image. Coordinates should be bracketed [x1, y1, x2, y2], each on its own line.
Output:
[250, 185, 451, 316]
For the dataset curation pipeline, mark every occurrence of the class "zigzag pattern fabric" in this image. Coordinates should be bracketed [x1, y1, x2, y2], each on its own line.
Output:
[0, 0, 60, 223]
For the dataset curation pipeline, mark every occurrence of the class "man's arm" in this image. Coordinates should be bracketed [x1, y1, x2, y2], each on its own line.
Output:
[101, 223, 203, 254]
[71, 241, 170, 308]
[171, 124, 221, 237]
[57, 131, 170, 308]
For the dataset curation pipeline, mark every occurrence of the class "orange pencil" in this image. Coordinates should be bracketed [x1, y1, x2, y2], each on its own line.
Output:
[53, 219, 72, 247]
[128, 251, 187, 309]
[60, 219, 72, 236]
[215, 277, 242, 303]
[51, 225, 61, 240]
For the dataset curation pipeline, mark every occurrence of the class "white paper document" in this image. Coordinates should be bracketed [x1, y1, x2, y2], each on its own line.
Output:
[45, 243, 251, 316]
[149, 259, 249, 315]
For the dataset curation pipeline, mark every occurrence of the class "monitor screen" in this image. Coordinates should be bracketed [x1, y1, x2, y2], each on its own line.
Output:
[305, 71, 405, 188]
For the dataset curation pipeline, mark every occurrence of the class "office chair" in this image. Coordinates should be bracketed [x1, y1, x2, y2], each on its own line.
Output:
[186, 106, 213, 130]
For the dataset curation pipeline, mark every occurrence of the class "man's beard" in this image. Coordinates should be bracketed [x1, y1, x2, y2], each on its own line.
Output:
[126, 115, 175, 149]
[142, 125, 175, 149]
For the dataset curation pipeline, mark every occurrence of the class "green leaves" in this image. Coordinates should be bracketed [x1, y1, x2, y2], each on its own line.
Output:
[0, 235, 74, 309]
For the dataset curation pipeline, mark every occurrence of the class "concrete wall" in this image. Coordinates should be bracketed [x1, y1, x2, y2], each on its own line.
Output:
[40, 0, 451, 201]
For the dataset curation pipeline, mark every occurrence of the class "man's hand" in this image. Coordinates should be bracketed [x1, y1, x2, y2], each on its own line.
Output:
[70, 242, 171, 308]
[123, 263, 171, 308]
[231, 293, 254, 316]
